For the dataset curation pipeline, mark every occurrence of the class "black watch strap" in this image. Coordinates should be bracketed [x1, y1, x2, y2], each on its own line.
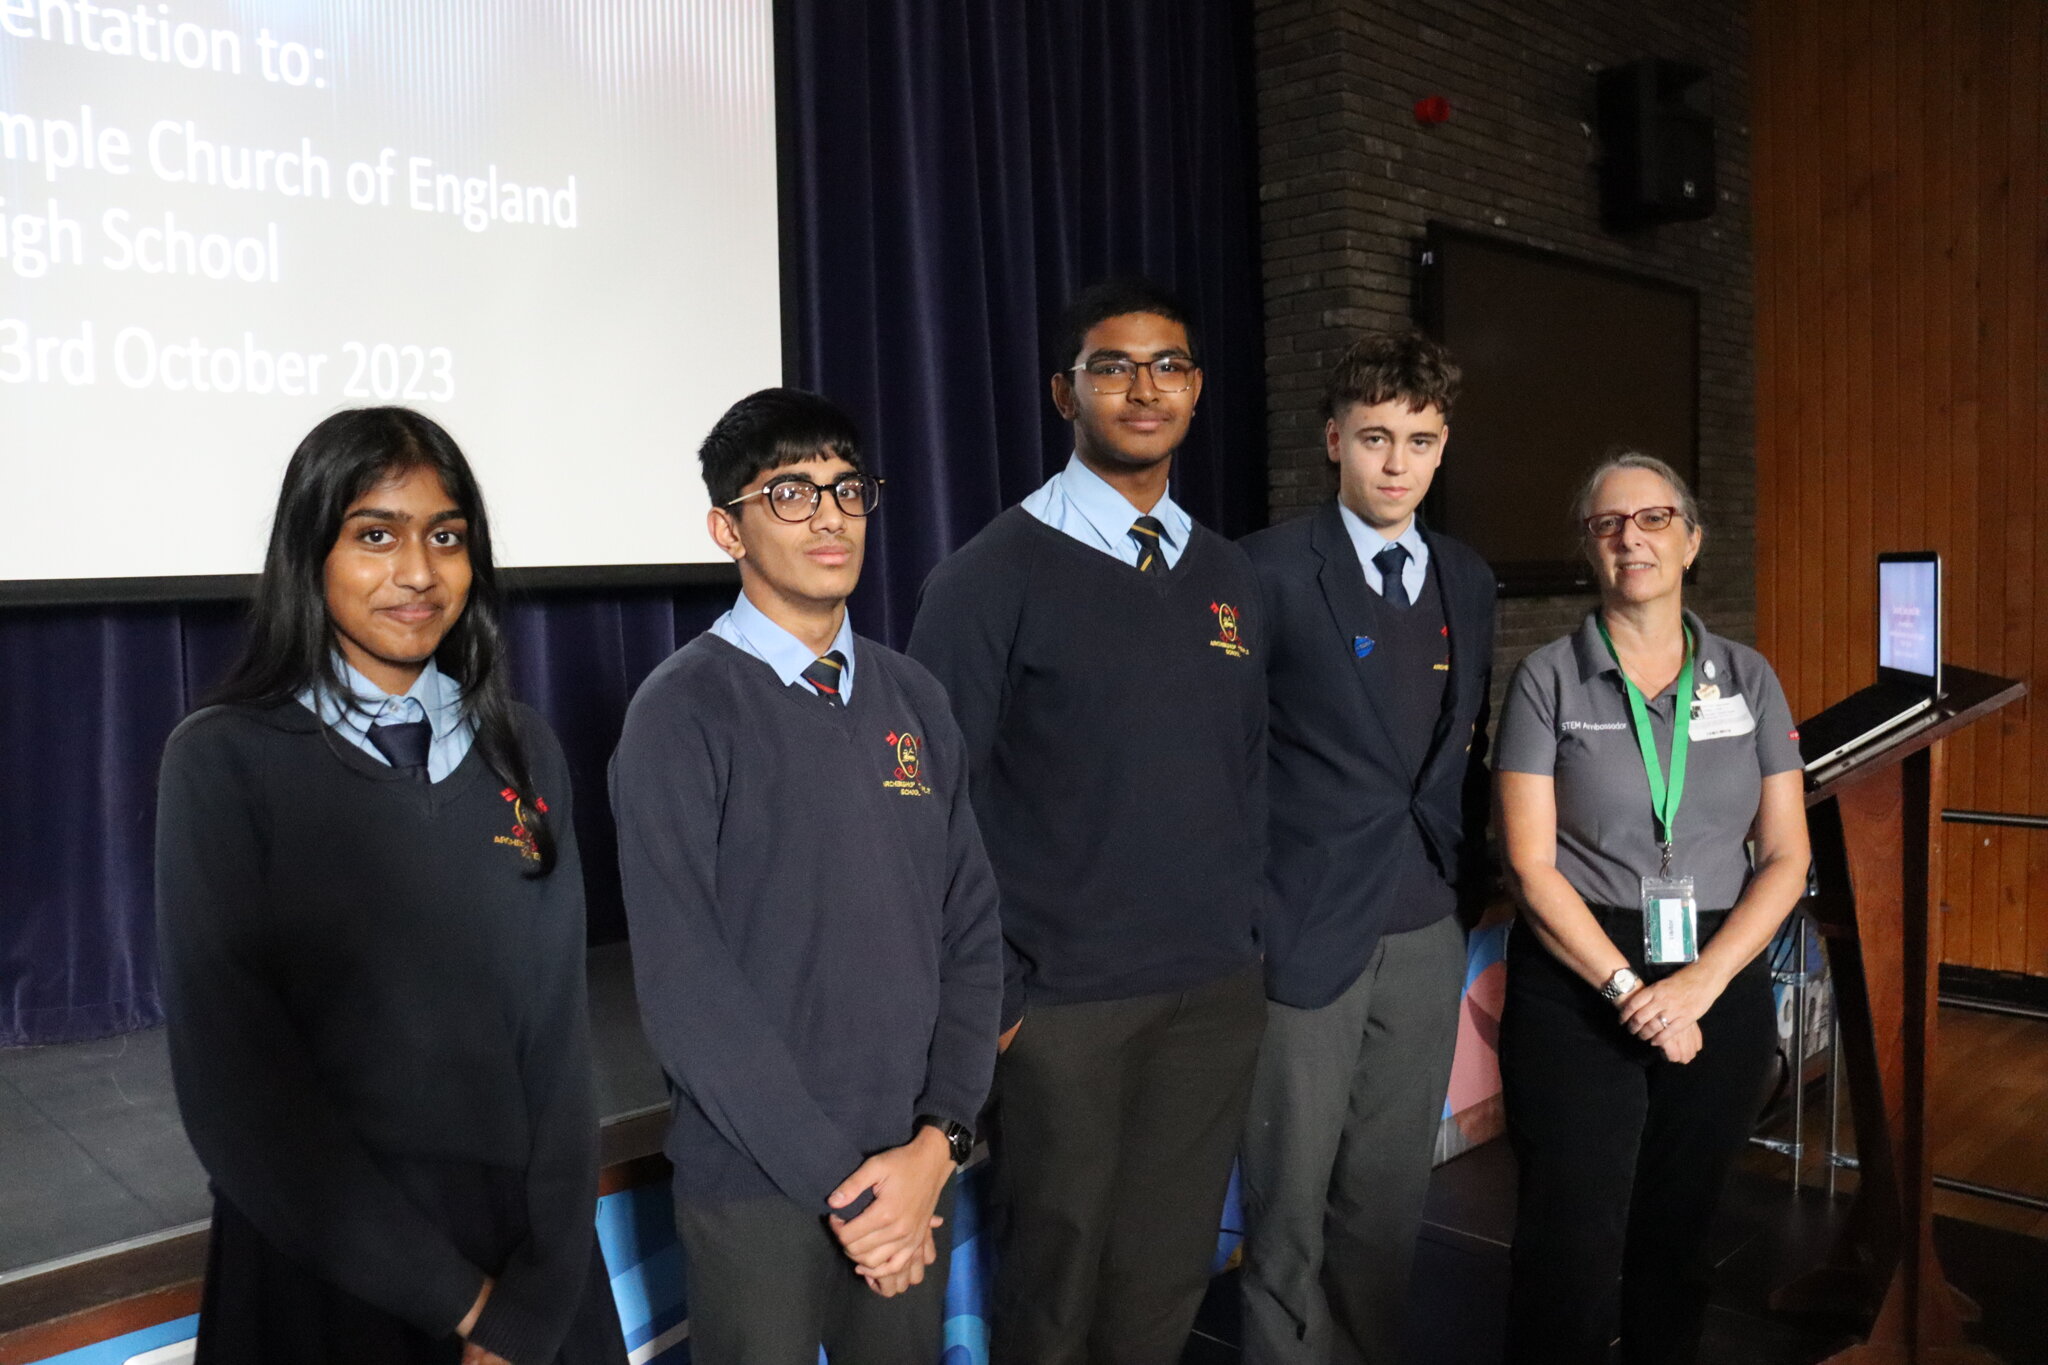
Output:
[917, 1114, 973, 1165]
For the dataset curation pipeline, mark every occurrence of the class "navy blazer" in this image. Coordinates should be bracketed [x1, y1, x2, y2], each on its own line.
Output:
[1242, 502, 1497, 1008]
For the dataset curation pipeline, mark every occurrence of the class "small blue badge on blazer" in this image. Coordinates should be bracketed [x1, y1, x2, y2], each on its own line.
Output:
[1353, 635, 1376, 659]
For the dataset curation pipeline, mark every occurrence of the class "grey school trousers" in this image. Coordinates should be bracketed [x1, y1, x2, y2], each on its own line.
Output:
[1239, 913, 1468, 1365]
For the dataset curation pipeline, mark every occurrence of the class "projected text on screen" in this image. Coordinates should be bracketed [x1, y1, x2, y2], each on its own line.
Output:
[1, 0, 781, 588]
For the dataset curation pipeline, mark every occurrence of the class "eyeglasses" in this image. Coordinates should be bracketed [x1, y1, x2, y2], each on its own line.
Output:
[1070, 355, 1201, 394]
[726, 474, 884, 523]
[1583, 506, 1684, 538]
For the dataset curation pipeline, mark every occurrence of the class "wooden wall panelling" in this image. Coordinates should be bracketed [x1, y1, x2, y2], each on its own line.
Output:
[1754, 0, 2046, 978]
[1972, 0, 2004, 972]
[1794, 4, 1826, 713]
[1754, 6, 1779, 659]
[1949, 0, 1987, 972]
[1843, 12, 1875, 728]
[2020, 4, 2048, 981]
[1991, 1, 2041, 976]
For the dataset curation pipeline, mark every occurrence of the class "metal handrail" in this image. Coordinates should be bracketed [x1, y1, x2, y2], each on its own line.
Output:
[1942, 809, 2048, 830]
[1935, 807, 2048, 1020]
[1818, 1146, 2048, 1215]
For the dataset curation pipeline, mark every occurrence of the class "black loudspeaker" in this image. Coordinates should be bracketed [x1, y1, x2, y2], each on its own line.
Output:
[1595, 58, 1715, 229]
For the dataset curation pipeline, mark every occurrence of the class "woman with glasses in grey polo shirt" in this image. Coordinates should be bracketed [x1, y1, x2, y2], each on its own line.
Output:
[1492, 452, 1811, 1365]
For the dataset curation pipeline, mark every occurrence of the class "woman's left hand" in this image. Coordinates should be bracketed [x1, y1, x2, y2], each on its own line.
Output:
[1617, 963, 1727, 1042]
[461, 1344, 512, 1365]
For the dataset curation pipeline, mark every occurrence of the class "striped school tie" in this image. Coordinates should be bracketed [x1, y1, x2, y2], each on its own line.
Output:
[801, 650, 848, 706]
[1129, 516, 1169, 575]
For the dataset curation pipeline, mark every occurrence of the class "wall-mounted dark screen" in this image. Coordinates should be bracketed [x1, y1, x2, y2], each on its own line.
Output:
[1416, 223, 1699, 595]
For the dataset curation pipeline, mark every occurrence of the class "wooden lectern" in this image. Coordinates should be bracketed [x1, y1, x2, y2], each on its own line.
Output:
[1774, 666, 2026, 1364]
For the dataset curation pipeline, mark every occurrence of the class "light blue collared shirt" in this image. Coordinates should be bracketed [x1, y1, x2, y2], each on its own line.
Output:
[710, 590, 859, 705]
[1019, 453, 1193, 570]
[297, 656, 475, 782]
[1338, 504, 1430, 605]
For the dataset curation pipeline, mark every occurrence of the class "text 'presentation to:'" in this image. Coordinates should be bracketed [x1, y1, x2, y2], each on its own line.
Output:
[1, 0, 782, 591]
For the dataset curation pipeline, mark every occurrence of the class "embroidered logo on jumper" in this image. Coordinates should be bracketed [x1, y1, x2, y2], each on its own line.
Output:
[494, 786, 548, 861]
[884, 731, 932, 796]
[1208, 601, 1251, 658]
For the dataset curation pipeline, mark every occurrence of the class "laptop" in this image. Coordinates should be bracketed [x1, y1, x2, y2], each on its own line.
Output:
[1799, 552, 1943, 774]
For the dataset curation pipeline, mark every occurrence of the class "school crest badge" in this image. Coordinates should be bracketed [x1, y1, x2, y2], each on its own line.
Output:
[493, 786, 548, 861]
[1208, 601, 1251, 658]
[884, 730, 932, 796]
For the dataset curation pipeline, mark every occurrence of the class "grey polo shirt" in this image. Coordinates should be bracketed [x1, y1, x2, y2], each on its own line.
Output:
[1496, 609, 1803, 910]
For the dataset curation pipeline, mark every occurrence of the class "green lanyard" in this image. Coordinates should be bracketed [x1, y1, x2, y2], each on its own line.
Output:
[1596, 617, 1694, 875]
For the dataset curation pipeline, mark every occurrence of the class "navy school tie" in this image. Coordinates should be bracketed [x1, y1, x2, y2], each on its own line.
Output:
[1373, 542, 1411, 610]
[367, 719, 432, 783]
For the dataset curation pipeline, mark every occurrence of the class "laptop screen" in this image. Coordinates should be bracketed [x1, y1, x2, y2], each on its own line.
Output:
[1879, 558, 1939, 682]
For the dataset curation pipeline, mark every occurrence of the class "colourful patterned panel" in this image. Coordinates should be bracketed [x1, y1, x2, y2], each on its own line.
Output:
[1436, 920, 1510, 1164]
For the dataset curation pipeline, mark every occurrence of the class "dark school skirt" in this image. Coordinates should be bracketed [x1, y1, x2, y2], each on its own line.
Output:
[194, 1167, 627, 1365]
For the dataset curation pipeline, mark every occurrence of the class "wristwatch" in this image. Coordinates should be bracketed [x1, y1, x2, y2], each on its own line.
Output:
[1598, 967, 1642, 1003]
[917, 1115, 974, 1165]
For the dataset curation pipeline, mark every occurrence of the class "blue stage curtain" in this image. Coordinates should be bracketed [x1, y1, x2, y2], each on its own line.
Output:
[0, 0, 1264, 1046]
[788, 0, 1268, 642]
[0, 602, 244, 1045]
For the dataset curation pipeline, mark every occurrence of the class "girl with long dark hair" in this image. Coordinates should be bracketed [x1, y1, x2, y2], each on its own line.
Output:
[156, 408, 626, 1365]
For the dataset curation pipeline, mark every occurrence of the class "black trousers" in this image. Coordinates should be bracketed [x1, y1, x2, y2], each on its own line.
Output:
[989, 962, 1267, 1365]
[672, 1180, 955, 1365]
[1498, 909, 1775, 1365]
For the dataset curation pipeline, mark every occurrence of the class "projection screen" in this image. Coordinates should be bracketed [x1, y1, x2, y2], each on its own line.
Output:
[0, 0, 780, 601]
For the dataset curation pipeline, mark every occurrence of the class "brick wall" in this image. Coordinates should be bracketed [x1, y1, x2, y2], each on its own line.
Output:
[1253, 0, 1754, 691]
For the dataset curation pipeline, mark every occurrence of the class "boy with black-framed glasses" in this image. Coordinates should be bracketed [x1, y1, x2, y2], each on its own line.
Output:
[611, 387, 1001, 1363]
[908, 279, 1269, 1365]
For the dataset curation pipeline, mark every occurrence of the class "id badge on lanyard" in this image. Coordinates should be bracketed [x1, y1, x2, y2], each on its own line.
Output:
[1641, 873, 1699, 965]
[1599, 618, 1700, 965]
